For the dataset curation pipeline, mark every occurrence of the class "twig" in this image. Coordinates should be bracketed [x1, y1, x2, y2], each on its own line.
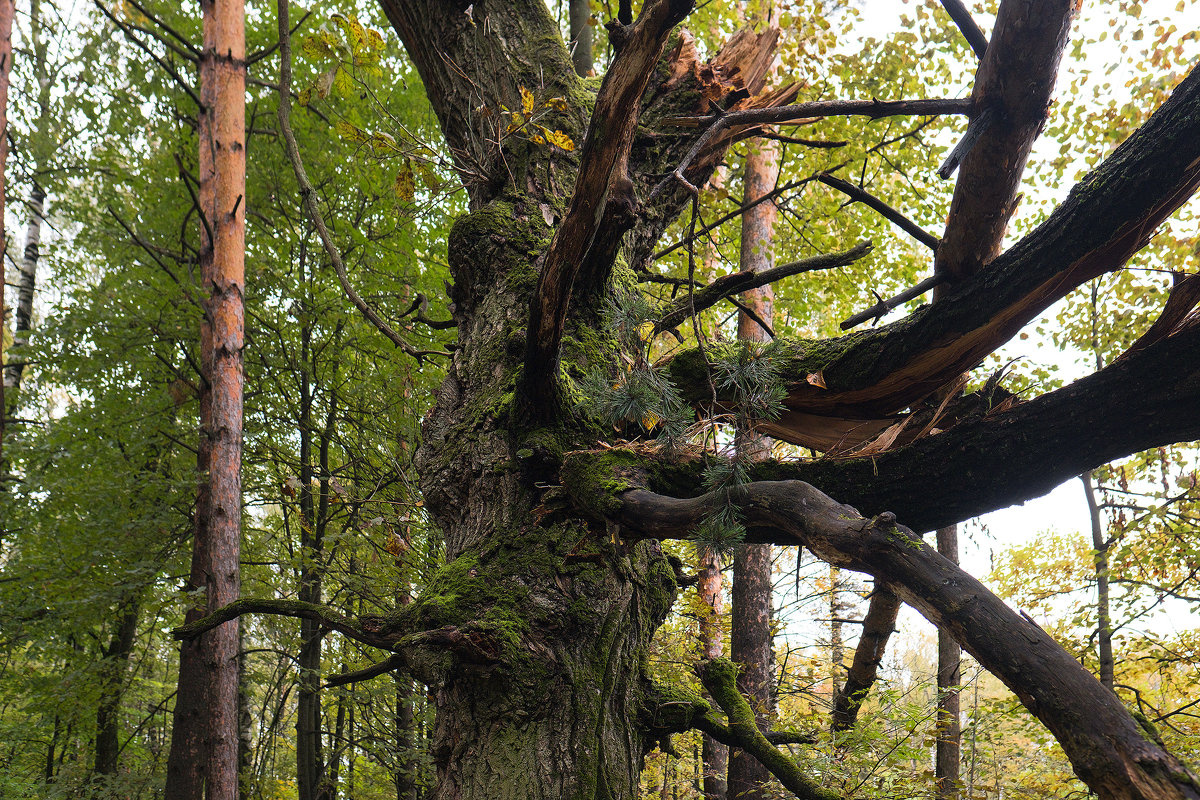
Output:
[655, 240, 873, 334]
[654, 176, 818, 261]
[818, 173, 939, 250]
[840, 273, 944, 330]
[648, 97, 971, 204]
[275, 0, 448, 363]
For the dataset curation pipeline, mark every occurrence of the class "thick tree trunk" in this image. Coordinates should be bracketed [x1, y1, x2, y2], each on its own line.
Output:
[165, 2, 245, 798]
[935, 525, 961, 800]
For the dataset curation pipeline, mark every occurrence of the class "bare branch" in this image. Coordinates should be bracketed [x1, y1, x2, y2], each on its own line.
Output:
[172, 598, 397, 650]
[939, 0, 989, 59]
[839, 273, 943, 330]
[818, 173, 939, 250]
[649, 98, 971, 204]
[276, 0, 449, 363]
[654, 241, 872, 334]
[323, 654, 407, 688]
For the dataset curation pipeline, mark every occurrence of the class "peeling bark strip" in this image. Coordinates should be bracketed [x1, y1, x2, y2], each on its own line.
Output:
[611, 483, 1200, 800]
[937, 0, 1076, 284]
[521, 0, 695, 413]
[164, 2, 244, 799]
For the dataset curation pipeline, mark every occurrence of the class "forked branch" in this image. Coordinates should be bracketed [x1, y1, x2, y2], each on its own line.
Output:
[520, 0, 695, 415]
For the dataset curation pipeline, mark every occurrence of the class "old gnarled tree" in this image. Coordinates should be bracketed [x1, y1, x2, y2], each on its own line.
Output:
[178, 1, 1200, 798]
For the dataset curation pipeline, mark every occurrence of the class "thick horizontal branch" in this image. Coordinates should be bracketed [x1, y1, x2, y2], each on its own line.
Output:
[818, 174, 938, 250]
[648, 317, 1200, 534]
[653, 240, 872, 334]
[173, 598, 398, 650]
[608, 482, 1200, 800]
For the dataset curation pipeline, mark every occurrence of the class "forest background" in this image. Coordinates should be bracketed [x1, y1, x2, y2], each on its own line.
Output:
[0, 0, 1198, 798]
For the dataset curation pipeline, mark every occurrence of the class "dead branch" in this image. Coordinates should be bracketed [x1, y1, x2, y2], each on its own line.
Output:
[839, 273, 943, 330]
[818, 173, 939, 250]
[654, 240, 872, 334]
[520, 0, 695, 415]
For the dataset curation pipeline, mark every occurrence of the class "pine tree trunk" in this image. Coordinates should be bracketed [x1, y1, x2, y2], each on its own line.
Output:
[165, 2, 246, 798]
[697, 545, 728, 800]
[728, 138, 779, 800]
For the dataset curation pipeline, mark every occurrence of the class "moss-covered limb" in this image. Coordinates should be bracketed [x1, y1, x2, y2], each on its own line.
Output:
[646, 319, 1200, 534]
[698, 659, 842, 800]
[619, 483, 1200, 800]
[652, 241, 872, 335]
[668, 65, 1200, 425]
[323, 654, 406, 688]
[172, 598, 399, 650]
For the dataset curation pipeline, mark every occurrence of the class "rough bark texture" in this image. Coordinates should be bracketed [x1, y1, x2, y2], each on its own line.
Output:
[936, 0, 1075, 283]
[165, 3, 245, 798]
[728, 136, 778, 800]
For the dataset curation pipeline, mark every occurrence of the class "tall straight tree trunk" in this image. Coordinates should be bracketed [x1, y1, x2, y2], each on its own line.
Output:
[0, 0, 13, 542]
[1082, 470, 1115, 689]
[3, 182, 46, 407]
[728, 137, 779, 800]
[935, 524, 961, 800]
[568, 0, 593, 77]
[296, 322, 328, 800]
[94, 601, 141, 776]
[697, 543, 727, 800]
[165, 2, 246, 798]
